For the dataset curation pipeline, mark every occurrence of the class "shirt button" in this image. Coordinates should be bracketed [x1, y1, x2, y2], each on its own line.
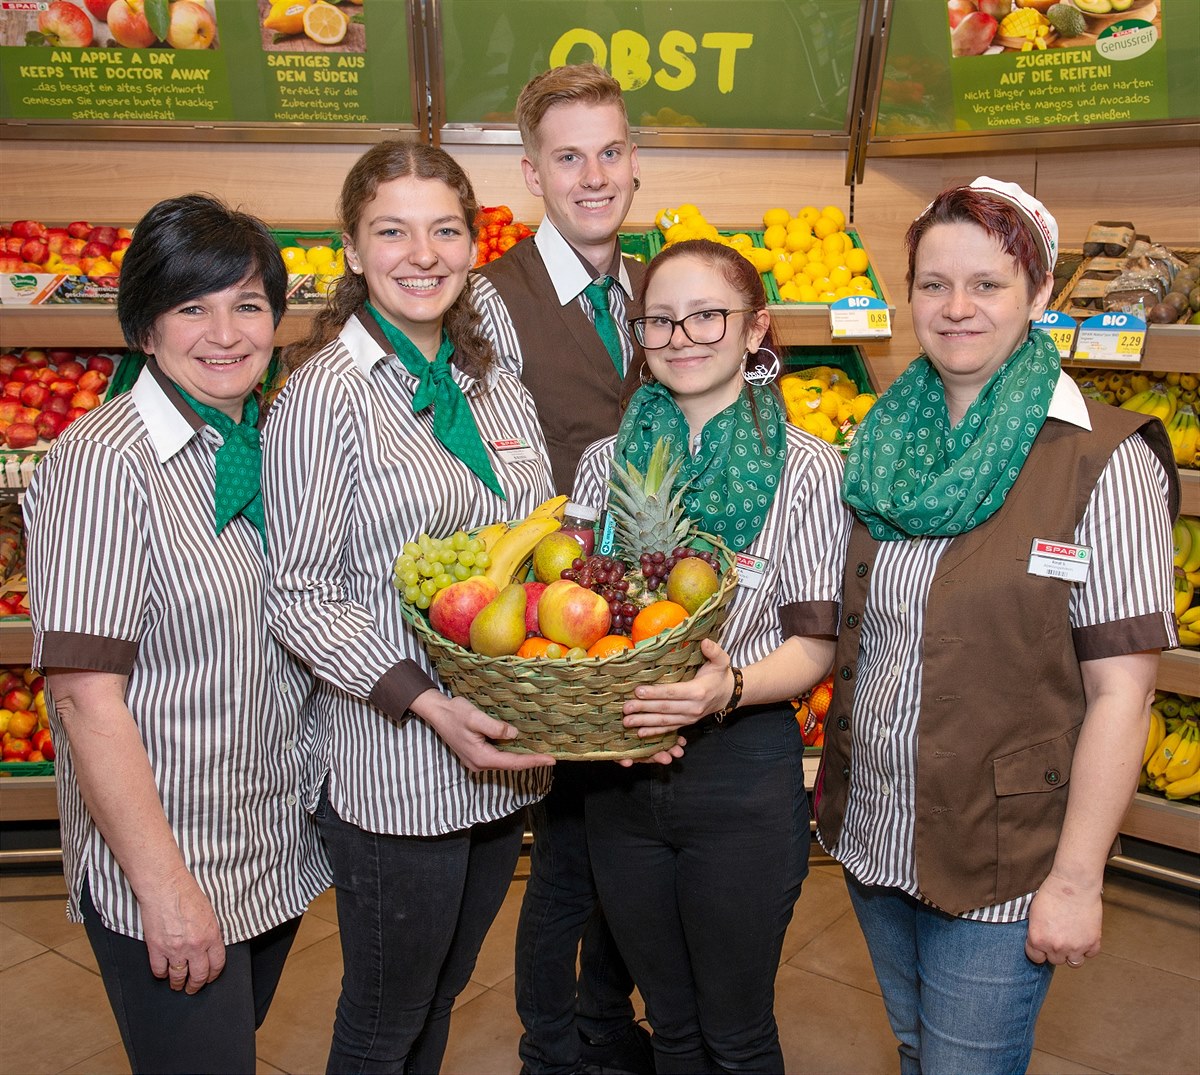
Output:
[879, 727, 889, 739]
[279, 680, 290, 693]
[856, 563, 868, 577]
[881, 785, 891, 796]
[891, 663, 900, 677]
[284, 739, 295, 752]
[286, 793, 297, 806]
[898, 602, 907, 614]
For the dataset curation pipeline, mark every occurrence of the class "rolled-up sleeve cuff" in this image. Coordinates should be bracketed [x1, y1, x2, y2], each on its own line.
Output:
[39, 631, 137, 674]
[780, 600, 840, 641]
[368, 659, 438, 720]
[1073, 612, 1175, 662]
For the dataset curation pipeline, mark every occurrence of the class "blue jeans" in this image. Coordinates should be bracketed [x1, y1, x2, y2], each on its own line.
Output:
[516, 761, 636, 1074]
[845, 873, 1054, 1075]
[80, 877, 300, 1075]
[316, 791, 525, 1074]
[587, 705, 810, 1074]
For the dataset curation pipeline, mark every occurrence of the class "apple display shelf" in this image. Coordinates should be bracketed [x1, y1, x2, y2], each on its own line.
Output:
[399, 544, 738, 760]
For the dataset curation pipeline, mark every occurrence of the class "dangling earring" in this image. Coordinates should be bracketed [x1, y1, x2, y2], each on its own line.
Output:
[742, 346, 780, 386]
[639, 364, 655, 388]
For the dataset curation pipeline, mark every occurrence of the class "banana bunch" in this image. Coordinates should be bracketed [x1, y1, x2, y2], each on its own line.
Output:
[781, 366, 876, 445]
[1166, 403, 1200, 466]
[1143, 694, 1200, 800]
[481, 495, 567, 588]
[1122, 383, 1177, 425]
[1067, 369, 1198, 469]
[1173, 517, 1200, 649]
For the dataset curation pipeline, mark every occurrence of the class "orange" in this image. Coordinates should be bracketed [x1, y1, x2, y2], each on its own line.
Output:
[516, 637, 553, 658]
[631, 601, 688, 644]
[587, 635, 635, 658]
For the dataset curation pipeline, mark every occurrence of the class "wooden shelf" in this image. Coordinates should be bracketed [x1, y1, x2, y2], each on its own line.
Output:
[1061, 323, 1200, 376]
[0, 773, 56, 823]
[0, 620, 33, 665]
[1158, 648, 1200, 696]
[1121, 792, 1200, 855]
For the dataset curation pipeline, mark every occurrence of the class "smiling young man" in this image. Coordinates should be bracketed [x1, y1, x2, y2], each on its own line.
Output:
[471, 64, 653, 1075]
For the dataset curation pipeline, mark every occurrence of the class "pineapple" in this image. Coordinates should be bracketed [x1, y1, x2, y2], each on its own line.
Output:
[607, 436, 696, 559]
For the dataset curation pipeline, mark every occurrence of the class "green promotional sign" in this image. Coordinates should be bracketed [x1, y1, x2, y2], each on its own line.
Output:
[873, 0, 1198, 138]
[438, 0, 863, 133]
[0, 0, 414, 127]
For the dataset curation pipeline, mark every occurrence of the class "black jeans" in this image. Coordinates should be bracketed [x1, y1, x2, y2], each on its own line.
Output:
[586, 706, 810, 1075]
[316, 789, 525, 1074]
[80, 877, 301, 1075]
[515, 762, 636, 1073]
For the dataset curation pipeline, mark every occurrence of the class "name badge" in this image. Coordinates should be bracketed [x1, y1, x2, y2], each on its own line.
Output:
[1028, 539, 1092, 582]
[734, 551, 768, 590]
[490, 437, 540, 464]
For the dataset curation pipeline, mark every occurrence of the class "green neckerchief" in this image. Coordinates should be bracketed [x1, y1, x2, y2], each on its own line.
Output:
[176, 386, 266, 548]
[614, 381, 787, 553]
[365, 303, 504, 500]
[842, 328, 1060, 541]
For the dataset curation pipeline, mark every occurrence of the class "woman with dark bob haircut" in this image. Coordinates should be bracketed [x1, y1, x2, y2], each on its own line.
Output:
[24, 193, 331, 1075]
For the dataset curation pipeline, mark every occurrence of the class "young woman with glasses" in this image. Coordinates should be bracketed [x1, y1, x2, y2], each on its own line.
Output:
[569, 238, 852, 1073]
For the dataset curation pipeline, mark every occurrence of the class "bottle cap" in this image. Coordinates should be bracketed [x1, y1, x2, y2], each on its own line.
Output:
[563, 501, 597, 523]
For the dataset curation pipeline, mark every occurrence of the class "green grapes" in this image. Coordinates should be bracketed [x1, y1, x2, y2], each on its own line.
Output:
[394, 530, 488, 606]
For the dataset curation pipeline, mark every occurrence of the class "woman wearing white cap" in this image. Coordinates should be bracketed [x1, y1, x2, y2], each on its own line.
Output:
[815, 178, 1179, 1073]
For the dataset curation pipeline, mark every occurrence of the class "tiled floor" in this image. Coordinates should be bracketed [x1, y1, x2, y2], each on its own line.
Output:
[1, 860, 1196, 1075]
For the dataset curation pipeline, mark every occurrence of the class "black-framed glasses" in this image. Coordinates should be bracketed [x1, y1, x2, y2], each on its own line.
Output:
[628, 308, 755, 350]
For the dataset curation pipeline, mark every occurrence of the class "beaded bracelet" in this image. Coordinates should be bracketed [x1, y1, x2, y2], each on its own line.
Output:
[714, 666, 744, 723]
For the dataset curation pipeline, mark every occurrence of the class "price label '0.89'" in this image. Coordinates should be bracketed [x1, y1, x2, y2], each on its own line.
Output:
[829, 296, 891, 339]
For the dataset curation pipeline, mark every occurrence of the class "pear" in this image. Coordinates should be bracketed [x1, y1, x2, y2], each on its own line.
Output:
[469, 583, 528, 657]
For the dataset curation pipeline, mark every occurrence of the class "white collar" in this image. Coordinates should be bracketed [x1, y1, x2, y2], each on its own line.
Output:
[130, 364, 201, 464]
[533, 216, 632, 307]
[1047, 370, 1091, 430]
[343, 312, 390, 376]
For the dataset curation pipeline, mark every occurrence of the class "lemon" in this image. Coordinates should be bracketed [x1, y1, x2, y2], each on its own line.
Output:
[810, 277, 832, 293]
[850, 275, 874, 291]
[727, 232, 754, 251]
[817, 290, 837, 303]
[821, 206, 846, 228]
[833, 286, 855, 300]
[763, 224, 787, 250]
[796, 283, 820, 303]
[280, 246, 311, 272]
[829, 266, 852, 289]
[822, 232, 848, 258]
[813, 217, 838, 240]
[772, 261, 795, 285]
[264, 0, 312, 34]
[805, 260, 829, 280]
[788, 252, 808, 270]
[850, 394, 876, 422]
[303, 1, 346, 45]
[746, 247, 776, 274]
[763, 208, 791, 229]
[778, 281, 804, 302]
[307, 245, 337, 268]
[845, 248, 870, 274]
[795, 205, 819, 226]
[785, 230, 813, 254]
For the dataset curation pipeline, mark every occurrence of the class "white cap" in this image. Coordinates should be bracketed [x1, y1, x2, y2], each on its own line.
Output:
[967, 176, 1059, 273]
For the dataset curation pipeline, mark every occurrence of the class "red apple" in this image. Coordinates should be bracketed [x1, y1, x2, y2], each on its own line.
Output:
[166, 0, 216, 49]
[20, 238, 49, 265]
[87, 226, 118, 247]
[34, 368, 59, 385]
[67, 221, 91, 239]
[9, 367, 35, 383]
[117, 227, 133, 241]
[0, 673, 21, 696]
[44, 395, 71, 414]
[81, 241, 113, 260]
[537, 580, 612, 650]
[45, 229, 70, 255]
[10, 221, 46, 240]
[4, 424, 38, 449]
[2, 739, 32, 762]
[112, 236, 132, 253]
[37, 1, 94, 47]
[65, 407, 89, 424]
[0, 255, 20, 273]
[20, 383, 49, 409]
[429, 576, 500, 648]
[78, 369, 108, 393]
[54, 360, 85, 382]
[951, 11, 998, 55]
[522, 582, 548, 636]
[947, 0, 977, 29]
[0, 356, 19, 378]
[48, 380, 77, 400]
[70, 389, 101, 411]
[3, 237, 23, 255]
[107, 0, 158, 47]
[87, 355, 116, 376]
[31, 728, 52, 754]
[35, 411, 68, 440]
[62, 236, 87, 257]
[85, 0, 116, 17]
[0, 402, 20, 424]
[2, 383, 23, 402]
[3, 688, 33, 712]
[47, 349, 75, 364]
[23, 351, 49, 368]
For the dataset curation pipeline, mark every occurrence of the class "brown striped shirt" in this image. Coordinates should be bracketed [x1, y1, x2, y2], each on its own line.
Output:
[262, 312, 553, 837]
[24, 361, 331, 943]
[825, 374, 1177, 922]
[572, 423, 852, 664]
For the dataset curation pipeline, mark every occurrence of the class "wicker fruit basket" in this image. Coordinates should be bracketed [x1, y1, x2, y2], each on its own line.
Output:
[399, 545, 738, 760]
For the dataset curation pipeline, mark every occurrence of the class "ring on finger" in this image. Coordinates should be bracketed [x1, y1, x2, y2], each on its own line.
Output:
[170, 962, 187, 970]
[1066, 957, 1083, 967]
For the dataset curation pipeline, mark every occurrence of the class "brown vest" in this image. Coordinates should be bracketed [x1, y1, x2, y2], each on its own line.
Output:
[480, 239, 645, 491]
[816, 402, 1178, 915]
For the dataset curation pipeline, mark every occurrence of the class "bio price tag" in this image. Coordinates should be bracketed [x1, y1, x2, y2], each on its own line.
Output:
[1033, 310, 1078, 360]
[829, 296, 891, 339]
[733, 552, 768, 590]
[1073, 312, 1146, 365]
[1027, 539, 1092, 583]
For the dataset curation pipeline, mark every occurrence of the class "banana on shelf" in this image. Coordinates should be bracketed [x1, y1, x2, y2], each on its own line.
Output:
[1143, 692, 1200, 802]
[1172, 517, 1200, 649]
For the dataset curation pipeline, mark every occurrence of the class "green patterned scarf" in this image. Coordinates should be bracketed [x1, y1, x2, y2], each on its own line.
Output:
[614, 382, 786, 552]
[177, 387, 266, 548]
[366, 303, 504, 500]
[842, 329, 1060, 541]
